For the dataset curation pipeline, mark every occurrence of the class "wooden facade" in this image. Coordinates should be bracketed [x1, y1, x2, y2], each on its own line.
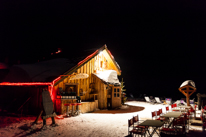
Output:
[54, 45, 122, 114]
[0, 45, 122, 115]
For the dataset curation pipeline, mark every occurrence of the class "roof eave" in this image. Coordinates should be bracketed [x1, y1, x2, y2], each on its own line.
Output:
[54, 45, 108, 86]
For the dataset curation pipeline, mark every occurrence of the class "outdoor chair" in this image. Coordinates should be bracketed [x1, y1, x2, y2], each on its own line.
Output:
[155, 110, 161, 119]
[161, 118, 186, 136]
[200, 110, 206, 131]
[175, 113, 189, 132]
[165, 106, 170, 113]
[173, 99, 187, 107]
[159, 108, 163, 116]
[194, 105, 197, 111]
[133, 115, 149, 129]
[182, 111, 191, 130]
[165, 98, 172, 105]
[189, 107, 195, 117]
[172, 103, 178, 111]
[144, 96, 156, 104]
[160, 120, 177, 136]
[159, 109, 169, 122]
[171, 104, 174, 109]
[151, 111, 157, 119]
[160, 127, 176, 136]
[171, 119, 186, 135]
[155, 109, 167, 122]
[128, 118, 146, 137]
[154, 97, 164, 104]
[155, 110, 160, 119]
[190, 99, 195, 107]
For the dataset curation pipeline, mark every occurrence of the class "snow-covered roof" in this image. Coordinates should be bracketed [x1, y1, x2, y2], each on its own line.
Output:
[93, 70, 120, 85]
[3, 58, 76, 82]
[2, 45, 121, 83]
[180, 80, 195, 88]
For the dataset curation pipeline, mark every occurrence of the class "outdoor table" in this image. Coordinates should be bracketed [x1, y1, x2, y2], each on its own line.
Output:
[161, 112, 183, 128]
[138, 119, 165, 137]
[172, 108, 188, 112]
[162, 112, 182, 118]
[179, 106, 191, 109]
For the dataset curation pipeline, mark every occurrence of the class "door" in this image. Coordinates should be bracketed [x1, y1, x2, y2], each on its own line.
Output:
[111, 86, 121, 108]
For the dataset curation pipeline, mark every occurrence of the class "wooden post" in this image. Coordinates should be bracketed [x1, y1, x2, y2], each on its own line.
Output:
[34, 110, 43, 124]
[187, 91, 190, 106]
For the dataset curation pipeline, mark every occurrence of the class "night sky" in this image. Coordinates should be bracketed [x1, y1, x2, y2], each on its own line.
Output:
[1, 1, 206, 99]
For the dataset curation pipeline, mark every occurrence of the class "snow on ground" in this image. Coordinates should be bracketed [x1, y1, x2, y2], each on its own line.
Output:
[0, 101, 204, 137]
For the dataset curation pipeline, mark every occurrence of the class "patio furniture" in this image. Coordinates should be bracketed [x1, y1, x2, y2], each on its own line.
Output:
[133, 115, 149, 129]
[200, 110, 206, 131]
[155, 97, 164, 104]
[64, 103, 72, 117]
[128, 118, 146, 137]
[160, 127, 176, 136]
[159, 109, 163, 116]
[161, 112, 183, 128]
[173, 99, 187, 107]
[144, 96, 156, 104]
[188, 107, 195, 118]
[179, 105, 191, 109]
[172, 104, 179, 111]
[165, 98, 172, 105]
[171, 108, 187, 112]
[175, 113, 189, 132]
[71, 103, 77, 116]
[76, 103, 81, 115]
[138, 119, 165, 137]
[193, 105, 197, 119]
[179, 106, 191, 114]
[171, 104, 174, 110]
[162, 112, 182, 119]
[184, 110, 192, 128]
[161, 118, 186, 136]
[160, 119, 178, 135]
[155, 109, 166, 121]
[156, 110, 160, 119]
[165, 106, 170, 113]
[190, 99, 195, 106]
[70, 103, 82, 116]
[151, 111, 156, 120]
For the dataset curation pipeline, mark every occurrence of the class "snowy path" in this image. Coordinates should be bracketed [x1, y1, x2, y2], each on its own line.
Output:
[0, 101, 203, 137]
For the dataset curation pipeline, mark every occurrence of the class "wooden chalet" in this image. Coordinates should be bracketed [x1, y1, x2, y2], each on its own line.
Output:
[0, 45, 122, 115]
